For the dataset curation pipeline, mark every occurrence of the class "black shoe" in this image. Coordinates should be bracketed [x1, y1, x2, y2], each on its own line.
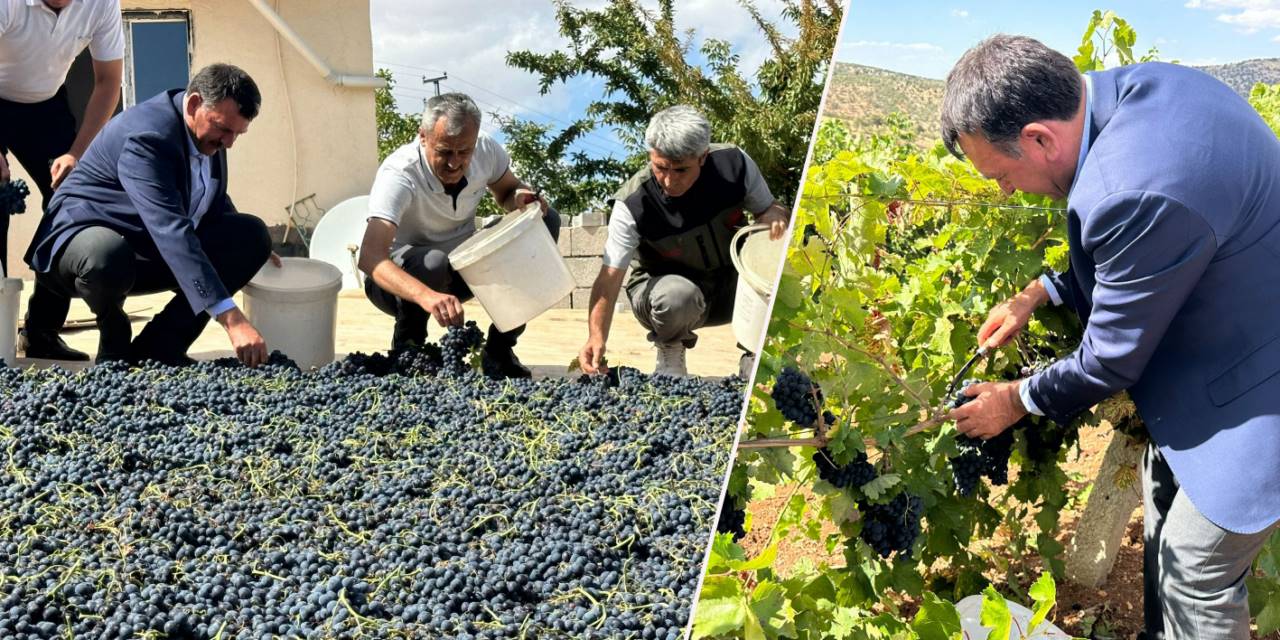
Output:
[482, 345, 532, 379]
[18, 329, 90, 361]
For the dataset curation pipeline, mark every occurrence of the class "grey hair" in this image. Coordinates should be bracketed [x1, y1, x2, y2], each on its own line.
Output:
[645, 105, 711, 160]
[421, 92, 482, 136]
[940, 34, 1081, 159]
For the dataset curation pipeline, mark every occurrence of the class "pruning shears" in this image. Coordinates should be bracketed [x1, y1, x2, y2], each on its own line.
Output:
[944, 345, 990, 398]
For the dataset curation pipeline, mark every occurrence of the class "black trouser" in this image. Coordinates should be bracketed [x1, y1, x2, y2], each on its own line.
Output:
[364, 209, 561, 350]
[0, 88, 77, 331]
[36, 213, 272, 361]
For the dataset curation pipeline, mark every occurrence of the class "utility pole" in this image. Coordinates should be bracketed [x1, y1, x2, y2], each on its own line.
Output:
[422, 73, 447, 97]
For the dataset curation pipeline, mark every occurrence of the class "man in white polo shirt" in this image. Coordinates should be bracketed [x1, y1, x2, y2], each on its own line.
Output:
[0, 0, 123, 360]
[357, 92, 558, 378]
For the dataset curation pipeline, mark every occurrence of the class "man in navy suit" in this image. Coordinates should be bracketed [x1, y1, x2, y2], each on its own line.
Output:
[941, 36, 1280, 638]
[24, 63, 274, 366]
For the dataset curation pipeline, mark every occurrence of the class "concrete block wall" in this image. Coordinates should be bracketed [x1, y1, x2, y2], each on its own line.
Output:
[553, 219, 629, 311]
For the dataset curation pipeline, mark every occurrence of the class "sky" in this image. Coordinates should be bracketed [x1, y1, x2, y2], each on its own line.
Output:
[837, 0, 1280, 80]
[367, 0, 800, 162]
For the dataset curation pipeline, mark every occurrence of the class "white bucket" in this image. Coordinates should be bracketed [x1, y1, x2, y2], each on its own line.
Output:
[0, 278, 22, 366]
[242, 258, 342, 370]
[955, 594, 1070, 639]
[729, 224, 785, 351]
[448, 203, 575, 333]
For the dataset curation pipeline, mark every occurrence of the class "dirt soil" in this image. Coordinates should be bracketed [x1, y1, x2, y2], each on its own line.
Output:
[739, 424, 1276, 639]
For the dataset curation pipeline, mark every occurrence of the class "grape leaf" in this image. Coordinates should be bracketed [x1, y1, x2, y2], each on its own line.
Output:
[693, 576, 748, 638]
[860, 473, 901, 501]
[980, 585, 1012, 640]
[1026, 572, 1056, 633]
[912, 591, 962, 640]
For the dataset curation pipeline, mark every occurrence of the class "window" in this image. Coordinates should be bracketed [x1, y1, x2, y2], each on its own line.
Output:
[122, 11, 191, 107]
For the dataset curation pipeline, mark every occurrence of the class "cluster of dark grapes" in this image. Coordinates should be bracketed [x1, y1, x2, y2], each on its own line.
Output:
[440, 321, 484, 376]
[857, 491, 923, 558]
[947, 380, 1015, 494]
[0, 349, 745, 639]
[715, 499, 747, 540]
[812, 407, 877, 492]
[770, 367, 823, 426]
[0, 178, 29, 216]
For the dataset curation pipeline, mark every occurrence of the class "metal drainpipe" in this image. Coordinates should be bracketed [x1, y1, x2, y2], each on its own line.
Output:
[245, 0, 387, 89]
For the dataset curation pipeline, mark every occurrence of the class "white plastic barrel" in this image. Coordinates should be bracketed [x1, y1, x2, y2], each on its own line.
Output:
[448, 203, 575, 333]
[242, 258, 342, 370]
[0, 278, 21, 366]
[729, 224, 785, 351]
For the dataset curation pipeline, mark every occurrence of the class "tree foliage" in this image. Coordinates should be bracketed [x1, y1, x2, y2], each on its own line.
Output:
[494, 114, 630, 215]
[505, 0, 843, 208]
[1251, 83, 1280, 138]
[374, 68, 420, 162]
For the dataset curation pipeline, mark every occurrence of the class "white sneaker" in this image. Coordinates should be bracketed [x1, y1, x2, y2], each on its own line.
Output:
[738, 351, 756, 379]
[654, 344, 688, 377]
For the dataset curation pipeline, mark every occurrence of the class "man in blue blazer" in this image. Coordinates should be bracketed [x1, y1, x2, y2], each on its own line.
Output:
[23, 63, 273, 366]
[941, 36, 1280, 638]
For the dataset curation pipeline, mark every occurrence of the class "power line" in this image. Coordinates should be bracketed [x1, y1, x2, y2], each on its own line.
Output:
[389, 77, 625, 159]
[375, 60, 632, 154]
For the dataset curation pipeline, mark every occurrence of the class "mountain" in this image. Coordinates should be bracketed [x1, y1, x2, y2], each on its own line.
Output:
[823, 58, 1280, 144]
[1195, 58, 1280, 97]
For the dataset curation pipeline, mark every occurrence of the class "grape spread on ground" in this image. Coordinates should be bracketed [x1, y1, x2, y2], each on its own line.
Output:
[0, 328, 744, 639]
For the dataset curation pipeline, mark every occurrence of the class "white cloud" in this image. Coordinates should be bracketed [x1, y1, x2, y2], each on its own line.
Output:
[1185, 0, 1280, 35]
[843, 40, 945, 53]
[950, 9, 969, 18]
[369, 0, 793, 155]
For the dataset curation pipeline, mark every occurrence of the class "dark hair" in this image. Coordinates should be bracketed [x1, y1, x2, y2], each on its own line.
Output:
[187, 63, 261, 120]
[940, 34, 1081, 159]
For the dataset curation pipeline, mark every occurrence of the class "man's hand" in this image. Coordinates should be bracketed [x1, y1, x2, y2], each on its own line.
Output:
[950, 380, 1027, 439]
[50, 153, 78, 189]
[514, 188, 549, 216]
[418, 290, 464, 327]
[217, 307, 268, 367]
[579, 337, 607, 375]
[0, 153, 9, 183]
[757, 203, 789, 240]
[268, 252, 283, 268]
[977, 280, 1049, 350]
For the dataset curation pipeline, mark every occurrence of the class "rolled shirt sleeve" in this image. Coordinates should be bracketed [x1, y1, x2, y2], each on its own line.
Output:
[367, 170, 415, 228]
[207, 298, 236, 318]
[89, 1, 125, 61]
[1024, 192, 1217, 424]
[601, 200, 640, 269]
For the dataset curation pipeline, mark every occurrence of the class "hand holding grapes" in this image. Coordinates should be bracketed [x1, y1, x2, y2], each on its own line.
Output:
[950, 380, 1027, 439]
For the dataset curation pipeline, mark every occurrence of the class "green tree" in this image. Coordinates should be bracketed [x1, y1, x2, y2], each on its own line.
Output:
[375, 68, 420, 162]
[1251, 83, 1280, 138]
[495, 115, 630, 215]
[505, 0, 843, 205]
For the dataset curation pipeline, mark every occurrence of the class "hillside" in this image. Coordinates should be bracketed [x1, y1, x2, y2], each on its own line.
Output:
[823, 58, 1280, 144]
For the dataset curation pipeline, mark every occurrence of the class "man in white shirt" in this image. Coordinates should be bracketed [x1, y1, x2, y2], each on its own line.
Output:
[0, 0, 124, 360]
[357, 92, 557, 378]
[577, 106, 788, 378]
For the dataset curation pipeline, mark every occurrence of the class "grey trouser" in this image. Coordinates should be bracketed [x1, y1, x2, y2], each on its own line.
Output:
[36, 214, 272, 361]
[1143, 443, 1280, 640]
[364, 209, 561, 350]
[625, 269, 736, 350]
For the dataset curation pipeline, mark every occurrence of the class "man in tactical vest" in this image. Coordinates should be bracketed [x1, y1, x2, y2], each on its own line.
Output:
[578, 105, 788, 377]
